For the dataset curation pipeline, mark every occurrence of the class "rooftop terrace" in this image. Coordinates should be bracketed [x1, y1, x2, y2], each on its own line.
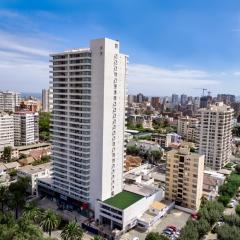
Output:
[103, 191, 143, 210]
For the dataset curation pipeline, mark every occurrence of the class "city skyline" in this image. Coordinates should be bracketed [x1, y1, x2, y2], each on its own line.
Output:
[1, 1, 240, 95]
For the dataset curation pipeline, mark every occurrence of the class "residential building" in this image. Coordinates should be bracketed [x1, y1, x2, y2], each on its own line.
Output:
[0, 91, 20, 112]
[177, 116, 199, 142]
[14, 111, 39, 146]
[196, 102, 233, 170]
[151, 133, 181, 148]
[17, 162, 52, 195]
[136, 93, 144, 103]
[42, 88, 50, 112]
[0, 112, 14, 151]
[165, 147, 205, 211]
[50, 38, 128, 209]
[200, 95, 212, 108]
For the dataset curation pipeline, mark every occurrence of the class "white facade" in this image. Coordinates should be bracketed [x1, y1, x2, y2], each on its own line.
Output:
[196, 102, 233, 170]
[0, 112, 14, 151]
[14, 112, 39, 146]
[17, 162, 52, 195]
[0, 91, 20, 112]
[50, 38, 128, 208]
[42, 89, 50, 112]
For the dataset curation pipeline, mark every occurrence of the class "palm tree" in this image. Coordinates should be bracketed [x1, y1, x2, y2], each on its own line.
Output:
[61, 221, 83, 240]
[0, 186, 8, 213]
[23, 203, 42, 223]
[40, 209, 60, 237]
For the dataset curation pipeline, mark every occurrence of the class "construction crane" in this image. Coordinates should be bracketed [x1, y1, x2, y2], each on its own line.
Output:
[193, 88, 207, 96]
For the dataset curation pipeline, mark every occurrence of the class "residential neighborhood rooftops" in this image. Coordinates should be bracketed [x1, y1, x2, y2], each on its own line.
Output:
[150, 201, 166, 211]
[103, 191, 143, 210]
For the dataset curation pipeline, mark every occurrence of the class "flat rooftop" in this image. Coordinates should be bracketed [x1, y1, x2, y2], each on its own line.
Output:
[124, 183, 157, 197]
[18, 162, 52, 175]
[103, 191, 143, 210]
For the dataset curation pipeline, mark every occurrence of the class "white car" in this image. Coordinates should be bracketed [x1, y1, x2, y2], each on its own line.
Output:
[132, 237, 139, 240]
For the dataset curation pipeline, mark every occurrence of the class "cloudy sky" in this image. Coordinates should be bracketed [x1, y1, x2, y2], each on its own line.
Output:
[0, 0, 240, 96]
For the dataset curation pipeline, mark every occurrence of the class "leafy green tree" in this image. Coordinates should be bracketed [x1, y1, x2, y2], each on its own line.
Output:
[145, 232, 168, 240]
[216, 224, 240, 240]
[179, 220, 199, 240]
[235, 164, 240, 174]
[236, 204, 240, 216]
[0, 186, 8, 213]
[61, 221, 83, 240]
[92, 236, 104, 240]
[40, 210, 60, 237]
[2, 146, 12, 162]
[218, 195, 231, 207]
[8, 177, 29, 219]
[39, 112, 51, 141]
[23, 203, 42, 223]
[149, 150, 162, 164]
[126, 145, 140, 155]
[195, 218, 211, 237]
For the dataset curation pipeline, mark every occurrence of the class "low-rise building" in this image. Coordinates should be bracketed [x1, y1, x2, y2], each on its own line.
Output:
[17, 162, 52, 195]
[152, 133, 181, 148]
[165, 147, 204, 211]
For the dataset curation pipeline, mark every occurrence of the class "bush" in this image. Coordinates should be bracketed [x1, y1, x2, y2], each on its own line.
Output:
[216, 224, 240, 240]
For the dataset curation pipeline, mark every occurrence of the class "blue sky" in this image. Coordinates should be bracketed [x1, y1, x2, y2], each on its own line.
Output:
[0, 0, 240, 96]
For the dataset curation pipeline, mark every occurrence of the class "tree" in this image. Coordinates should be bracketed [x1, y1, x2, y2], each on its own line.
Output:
[2, 146, 12, 162]
[0, 186, 8, 213]
[195, 218, 210, 237]
[236, 204, 240, 216]
[40, 210, 60, 237]
[179, 220, 199, 240]
[126, 145, 140, 155]
[235, 164, 240, 174]
[216, 224, 240, 240]
[61, 221, 83, 240]
[145, 232, 168, 240]
[8, 177, 29, 219]
[149, 150, 162, 164]
[92, 236, 103, 240]
[39, 112, 51, 141]
[23, 203, 42, 223]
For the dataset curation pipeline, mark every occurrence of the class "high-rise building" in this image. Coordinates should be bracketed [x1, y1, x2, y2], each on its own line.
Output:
[136, 93, 144, 103]
[42, 89, 50, 112]
[0, 112, 14, 151]
[165, 147, 204, 211]
[50, 38, 128, 208]
[177, 116, 199, 142]
[151, 97, 161, 109]
[180, 94, 188, 106]
[128, 95, 135, 104]
[14, 111, 39, 146]
[217, 94, 236, 105]
[196, 102, 233, 170]
[200, 95, 212, 108]
[0, 91, 20, 112]
[171, 94, 179, 106]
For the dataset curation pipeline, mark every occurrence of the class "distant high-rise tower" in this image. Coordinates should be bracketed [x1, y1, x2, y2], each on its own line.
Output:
[172, 94, 179, 106]
[196, 102, 233, 170]
[42, 89, 50, 112]
[50, 38, 128, 208]
[180, 94, 188, 106]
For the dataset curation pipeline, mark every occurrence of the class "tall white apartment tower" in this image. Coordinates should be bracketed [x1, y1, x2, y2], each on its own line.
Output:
[196, 102, 233, 170]
[50, 38, 128, 208]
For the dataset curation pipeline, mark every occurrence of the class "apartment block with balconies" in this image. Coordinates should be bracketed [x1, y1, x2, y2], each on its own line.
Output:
[165, 147, 204, 211]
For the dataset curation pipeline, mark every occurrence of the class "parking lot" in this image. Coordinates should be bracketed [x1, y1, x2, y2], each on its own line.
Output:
[121, 209, 190, 240]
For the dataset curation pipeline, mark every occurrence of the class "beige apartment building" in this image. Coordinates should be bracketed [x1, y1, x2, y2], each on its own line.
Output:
[177, 116, 199, 142]
[165, 147, 204, 211]
[196, 102, 233, 170]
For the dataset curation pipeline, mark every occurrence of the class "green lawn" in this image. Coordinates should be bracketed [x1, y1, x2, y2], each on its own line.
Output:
[104, 191, 143, 209]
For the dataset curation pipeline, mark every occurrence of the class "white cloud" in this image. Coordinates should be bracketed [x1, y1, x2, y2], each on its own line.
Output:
[128, 64, 220, 95]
